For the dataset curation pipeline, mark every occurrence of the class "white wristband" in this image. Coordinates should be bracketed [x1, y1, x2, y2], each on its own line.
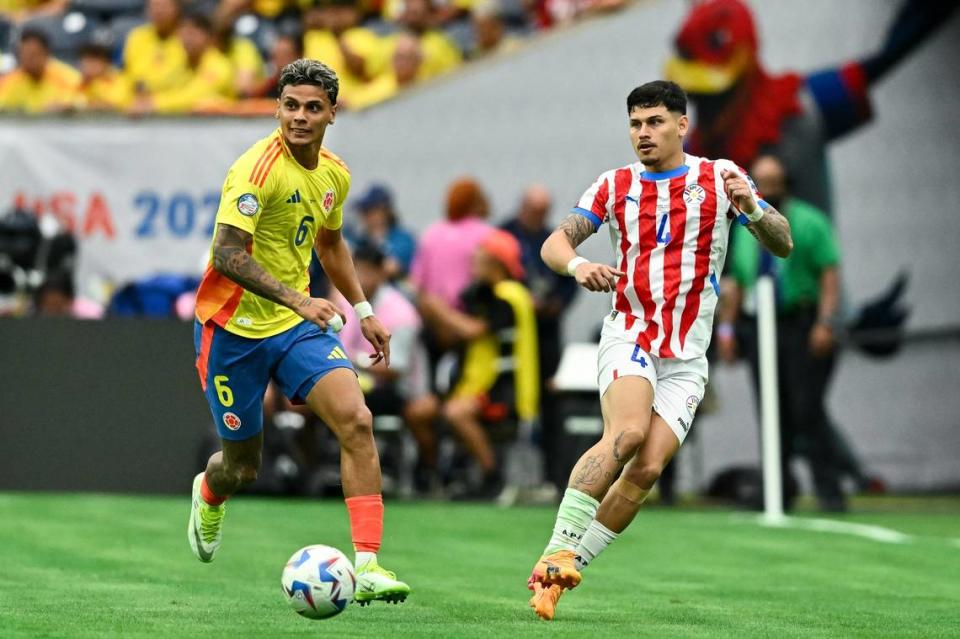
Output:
[744, 204, 765, 223]
[566, 256, 589, 277]
[353, 301, 374, 320]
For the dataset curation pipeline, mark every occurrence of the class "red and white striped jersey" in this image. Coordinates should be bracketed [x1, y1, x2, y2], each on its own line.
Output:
[574, 154, 763, 360]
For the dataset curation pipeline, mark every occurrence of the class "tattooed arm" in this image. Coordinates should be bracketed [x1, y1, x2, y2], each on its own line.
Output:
[211, 223, 344, 329]
[540, 213, 625, 292]
[743, 204, 793, 258]
[720, 168, 793, 258]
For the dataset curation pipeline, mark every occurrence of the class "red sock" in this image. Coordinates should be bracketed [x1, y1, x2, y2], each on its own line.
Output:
[345, 494, 383, 553]
[200, 474, 227, 507]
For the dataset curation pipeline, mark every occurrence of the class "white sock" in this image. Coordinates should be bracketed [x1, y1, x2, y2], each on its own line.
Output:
[574, 520, 618, 571]
[544, 488, 600, 554]
[355, 551, 377, 570]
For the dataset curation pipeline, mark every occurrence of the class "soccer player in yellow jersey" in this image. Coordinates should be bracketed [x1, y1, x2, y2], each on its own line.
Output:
[188, 58, 410, 606]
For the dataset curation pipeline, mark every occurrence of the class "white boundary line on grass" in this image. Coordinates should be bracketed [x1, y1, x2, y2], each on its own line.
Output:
[751, 515, 913, 544]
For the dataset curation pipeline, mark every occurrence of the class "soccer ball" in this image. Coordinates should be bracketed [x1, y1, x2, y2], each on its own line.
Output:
[281, 545, 356, 620]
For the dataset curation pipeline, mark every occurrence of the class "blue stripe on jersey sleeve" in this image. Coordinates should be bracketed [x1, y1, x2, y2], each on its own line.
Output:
[572, 207, 603, 231]
[738, 199, 770, 225]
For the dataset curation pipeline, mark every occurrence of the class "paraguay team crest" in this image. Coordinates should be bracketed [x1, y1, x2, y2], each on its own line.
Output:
[685, 395, 700, 418]
[683, 184, 706, 205]
[223, 412, 242, 431]
[322, 189, 336, 212]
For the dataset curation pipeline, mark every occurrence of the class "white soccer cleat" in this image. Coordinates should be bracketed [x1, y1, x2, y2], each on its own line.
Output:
[188, 472, 225, 563]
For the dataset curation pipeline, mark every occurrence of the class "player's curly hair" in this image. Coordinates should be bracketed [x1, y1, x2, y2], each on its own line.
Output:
[278, 59, 340, 105]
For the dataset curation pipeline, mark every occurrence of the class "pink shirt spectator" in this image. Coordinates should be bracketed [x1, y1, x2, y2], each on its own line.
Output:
[409, 218, 493, 308]
[335, 285, 429, 399]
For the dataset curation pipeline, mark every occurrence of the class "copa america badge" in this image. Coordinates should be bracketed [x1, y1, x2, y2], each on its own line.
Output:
[237, 193, 260, 217]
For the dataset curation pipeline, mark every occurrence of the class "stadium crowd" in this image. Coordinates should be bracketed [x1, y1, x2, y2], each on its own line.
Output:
[0, 0, 626, 114]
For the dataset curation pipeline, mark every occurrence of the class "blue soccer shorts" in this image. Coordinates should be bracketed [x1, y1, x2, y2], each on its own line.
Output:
[194, 320, 355, 440]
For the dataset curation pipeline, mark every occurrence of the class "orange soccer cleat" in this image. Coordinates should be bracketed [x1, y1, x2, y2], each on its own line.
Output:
[528, 582, 565, 621]
[528, 549, 582, 590]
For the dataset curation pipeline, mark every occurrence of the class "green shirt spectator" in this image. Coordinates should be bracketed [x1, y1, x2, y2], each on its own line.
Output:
[730, 197, 839, 313]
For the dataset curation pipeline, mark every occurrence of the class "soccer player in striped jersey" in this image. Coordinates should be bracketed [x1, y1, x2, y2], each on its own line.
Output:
[188, 59, 410, 605]
[527, 80, 792, 620]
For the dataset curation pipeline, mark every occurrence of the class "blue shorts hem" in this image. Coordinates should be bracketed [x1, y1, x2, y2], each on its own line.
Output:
[288, 362, 357, 404]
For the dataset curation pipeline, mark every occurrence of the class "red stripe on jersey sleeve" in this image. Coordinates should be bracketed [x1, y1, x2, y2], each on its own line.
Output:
[678, 162, 718, 350]
[655, 175, 690, 358]
[591, 177, 610, 222]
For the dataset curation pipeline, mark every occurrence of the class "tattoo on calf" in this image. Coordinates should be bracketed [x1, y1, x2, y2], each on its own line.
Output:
[572, 455, 605, 489]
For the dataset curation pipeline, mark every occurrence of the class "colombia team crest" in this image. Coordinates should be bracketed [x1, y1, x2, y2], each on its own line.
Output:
[322, 189, 336, 212]
[223, 412, 242, 431]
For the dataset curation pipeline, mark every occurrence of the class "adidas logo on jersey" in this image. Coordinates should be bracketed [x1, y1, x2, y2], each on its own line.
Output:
[327, 346, 348, 360]
[286, 190, 302, 204]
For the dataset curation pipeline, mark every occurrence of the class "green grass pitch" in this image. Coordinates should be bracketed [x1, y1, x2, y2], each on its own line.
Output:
[1, 493, 958, 638]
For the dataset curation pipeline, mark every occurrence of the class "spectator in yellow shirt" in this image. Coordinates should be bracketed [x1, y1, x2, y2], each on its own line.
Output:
[123, 0, 187, 94]
[77, 42, 133, 111]
[346, 31, 421, 110]
[211, 12, 265, 98]
[130, 12, 234, 114]
[471, 0, 522, 58]
[0, 0, 68, 25]
[385, 0, 462, 81]
[303, 0, 387, 105]
[0, 28, 80, 113]
[215, 0, 305, 21]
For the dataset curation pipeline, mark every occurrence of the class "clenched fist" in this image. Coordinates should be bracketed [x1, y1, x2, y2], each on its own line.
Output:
[296, 296, 347, 332]
[720, 168, 759, 215]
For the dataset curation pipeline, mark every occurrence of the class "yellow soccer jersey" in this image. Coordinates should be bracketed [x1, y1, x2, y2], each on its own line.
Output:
[0, 58, 81, 113]
[195, 129, 351, 338]
[122, 25, 187, 93]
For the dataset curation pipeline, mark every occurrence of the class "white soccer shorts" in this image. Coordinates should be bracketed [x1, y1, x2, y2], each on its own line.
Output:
[596, 312, 708, 444]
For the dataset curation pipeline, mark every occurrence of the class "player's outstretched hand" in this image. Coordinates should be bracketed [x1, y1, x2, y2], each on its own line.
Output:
[296, 296, 346, 332]
[720, 168, 757, 214]
[574, 262, 626, 293]
[360, 316, 391, 367]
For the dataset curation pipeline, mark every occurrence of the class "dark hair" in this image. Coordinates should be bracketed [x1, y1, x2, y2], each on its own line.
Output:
[181, 11, 213, 33]
[78, 42, 111, 60]
[352, 242, 385, 267]
[278, 58, 339, 104]
[276, 31, 304, 57]
[19, 28, 50, 51]
[627, 80, 687, 115]
[36, 271, 75, 299]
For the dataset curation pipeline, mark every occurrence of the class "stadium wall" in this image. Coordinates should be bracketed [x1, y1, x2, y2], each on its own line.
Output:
[0, 318, 208, 492]
[1, 319, 957, 493]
